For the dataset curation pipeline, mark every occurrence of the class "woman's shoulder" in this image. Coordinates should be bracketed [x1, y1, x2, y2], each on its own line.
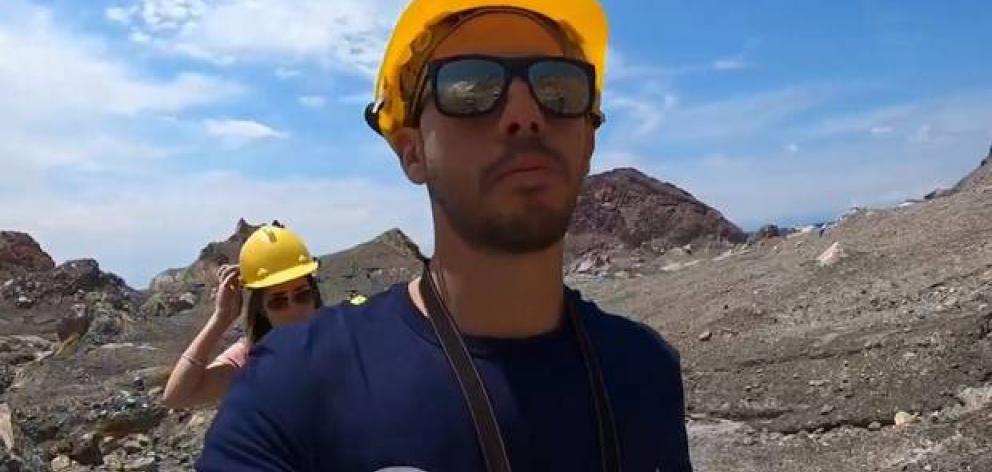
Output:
[212, 338, 249, 369]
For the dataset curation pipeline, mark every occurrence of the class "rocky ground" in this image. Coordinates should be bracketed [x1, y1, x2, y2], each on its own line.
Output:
[0, 221, 428, 471]
[570, 158, 992, 471]
[1, 160, 990, 470]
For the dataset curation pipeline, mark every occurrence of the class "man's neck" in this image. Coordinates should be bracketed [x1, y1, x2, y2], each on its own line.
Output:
[409, 228, 566, 338]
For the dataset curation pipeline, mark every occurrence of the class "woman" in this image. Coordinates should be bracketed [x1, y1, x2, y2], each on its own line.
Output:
[162, 224, 323, 409]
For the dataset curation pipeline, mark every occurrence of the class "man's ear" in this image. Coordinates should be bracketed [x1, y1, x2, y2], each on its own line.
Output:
[390, 127, 427, 185]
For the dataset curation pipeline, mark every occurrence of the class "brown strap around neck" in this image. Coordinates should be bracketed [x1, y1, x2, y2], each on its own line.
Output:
[419, 264, 512, 472]
[417, 260, 622, 472]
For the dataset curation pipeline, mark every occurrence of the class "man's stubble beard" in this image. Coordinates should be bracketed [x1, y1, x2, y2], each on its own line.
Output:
[427, 177, 578, 255]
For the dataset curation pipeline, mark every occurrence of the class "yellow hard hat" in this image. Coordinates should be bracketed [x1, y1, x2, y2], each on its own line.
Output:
[239, 225, 319, 289]
[365, 0, 609, 137]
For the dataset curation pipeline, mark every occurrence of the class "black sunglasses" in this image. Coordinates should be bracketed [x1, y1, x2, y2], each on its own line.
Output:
[265, 287, 315, 312]
[365, 55, 603, 134]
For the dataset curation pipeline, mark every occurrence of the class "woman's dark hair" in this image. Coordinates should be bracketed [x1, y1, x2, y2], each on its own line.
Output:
[242, 275, 324, 345]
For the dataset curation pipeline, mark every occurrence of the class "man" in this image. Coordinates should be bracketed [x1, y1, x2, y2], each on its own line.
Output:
[197, 1, 692, 470]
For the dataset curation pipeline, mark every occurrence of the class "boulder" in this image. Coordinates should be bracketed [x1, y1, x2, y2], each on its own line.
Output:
[56, 305, 93, 344]
[0, 232, 55, 274]
[816, 242, 847, 267]
[746, 225, 782, 245]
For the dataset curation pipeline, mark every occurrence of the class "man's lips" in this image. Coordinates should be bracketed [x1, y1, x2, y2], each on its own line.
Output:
[480, 141, 568, 192]
[493, 154, 559, 182]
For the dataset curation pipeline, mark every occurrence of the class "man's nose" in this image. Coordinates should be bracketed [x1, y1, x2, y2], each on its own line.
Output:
[497, 79, 547, 137]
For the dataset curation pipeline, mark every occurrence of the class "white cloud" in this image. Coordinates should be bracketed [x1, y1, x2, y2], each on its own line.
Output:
[136, 0, 207, 32]
[170, 42, 236, 65]
[712, 57, 749, 71]
[662, 136, 986, 229]
[606, 86, 679, 138]
[608, 48, 751, 86]
[204, 119, 288, 146]
[606, 48, 671, 83]
[796, 91, 992, 145]
[606, 79, 838, 150]
[0, 172, 432, 288]
[0, 10, 241, 120]
[298, 95, 327, 109]
[786, 143, 800, 153]
[0, 0, 243, 172]
[609, 96, 664, 137]
[796, 103, 917, 140]
[910, 124, 933, 143]
[275, 67, 302, 79]
[105, 6, 133, 24]
[129, 31, 152, 44]
[656, 86, 832, 142]
[108, 0, 405, 75]
[600, 90, 992, 228]
[338, 92, 373, 105]
[0, 1, 430, 290]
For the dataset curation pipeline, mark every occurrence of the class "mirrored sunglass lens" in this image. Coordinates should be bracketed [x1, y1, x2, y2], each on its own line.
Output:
[529, 61, 591, 115]
[436, 59, 505, 115]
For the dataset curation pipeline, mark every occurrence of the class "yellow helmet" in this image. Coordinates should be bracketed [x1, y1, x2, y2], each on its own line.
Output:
[365, 0, 609, 138]
[239, 225, 319, 289]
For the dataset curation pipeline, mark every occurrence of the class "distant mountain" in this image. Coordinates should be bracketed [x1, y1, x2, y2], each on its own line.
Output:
[0, 231, 55, 276]
[566, 167, 746, 260]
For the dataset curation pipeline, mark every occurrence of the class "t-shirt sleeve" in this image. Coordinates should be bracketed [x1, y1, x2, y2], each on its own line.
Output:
[212, 338, 249, 369]
[196, 335, 309, 471]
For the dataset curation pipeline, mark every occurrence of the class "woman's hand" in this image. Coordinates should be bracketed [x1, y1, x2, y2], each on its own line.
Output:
[212, 264, 243, 326]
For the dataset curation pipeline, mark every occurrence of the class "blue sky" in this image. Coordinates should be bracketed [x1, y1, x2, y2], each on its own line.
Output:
[1, 0, 990, 288]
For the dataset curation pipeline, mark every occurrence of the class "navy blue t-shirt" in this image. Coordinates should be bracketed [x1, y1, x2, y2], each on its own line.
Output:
[197, 283, 692, 471]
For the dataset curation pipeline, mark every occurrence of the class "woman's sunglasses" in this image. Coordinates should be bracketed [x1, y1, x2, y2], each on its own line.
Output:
[265, 287, 315, 312]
